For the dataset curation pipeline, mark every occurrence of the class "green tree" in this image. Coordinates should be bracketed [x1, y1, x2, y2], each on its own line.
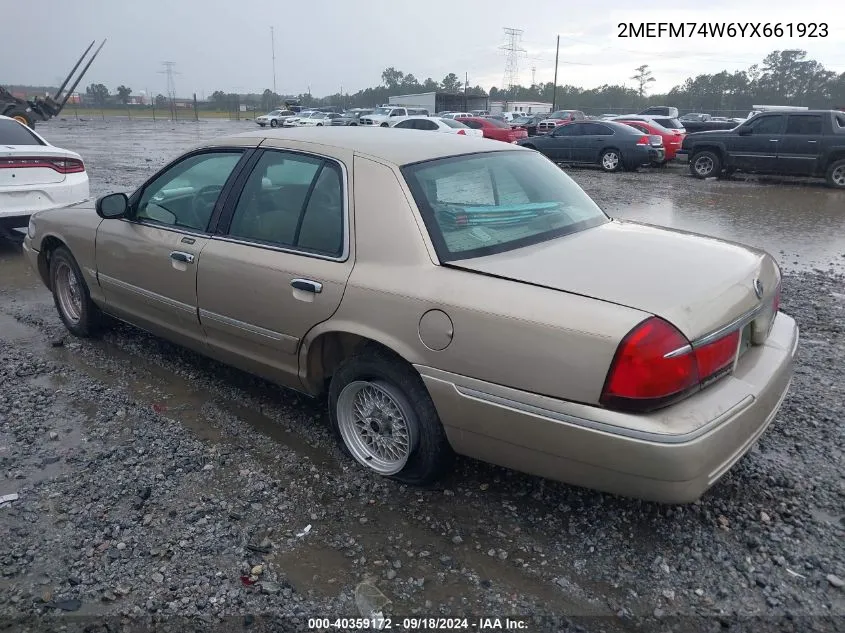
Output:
[631, 65, 655, 98]
[85, 83, 110, 106]
[155, 93, 168, 107]
[440, 73, 461, 92]
[209, 90, 228, 109]
[422, 77, 438, 91]
[381, 67, 404, 89]
[116, 85, 132, 105]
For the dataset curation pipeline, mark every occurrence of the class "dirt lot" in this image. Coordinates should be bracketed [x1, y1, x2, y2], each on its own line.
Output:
[1, 119, 844, 632]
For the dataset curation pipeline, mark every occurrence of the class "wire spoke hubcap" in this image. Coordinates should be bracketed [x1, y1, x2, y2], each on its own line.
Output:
[55, 262, 82, 324]
[337, 380, 417, 475]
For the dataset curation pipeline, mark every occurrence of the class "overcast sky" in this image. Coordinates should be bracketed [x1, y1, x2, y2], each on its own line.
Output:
[3, 0, 843, 98]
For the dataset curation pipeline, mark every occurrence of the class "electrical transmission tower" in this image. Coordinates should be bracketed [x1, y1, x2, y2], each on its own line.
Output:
[500, 28, 525, 95]
[158, 61, 180, 119]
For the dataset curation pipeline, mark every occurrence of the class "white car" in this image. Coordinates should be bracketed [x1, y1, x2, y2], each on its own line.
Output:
[392, 116, 484, 137]
[359, 106, 429, 127]
[255, 109, 296, 128]
[0, 115, 89, 235]
[439, 112, 472, 120]
[282, 111, 316, 127]
[298, 112, 338, 127]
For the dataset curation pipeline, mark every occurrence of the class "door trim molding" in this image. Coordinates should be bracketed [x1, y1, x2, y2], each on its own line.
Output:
[198, 308, 298, 345]
[98, 273, 195, 314]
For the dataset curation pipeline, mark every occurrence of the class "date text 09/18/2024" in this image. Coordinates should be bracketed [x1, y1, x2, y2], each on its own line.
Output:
[307, 617, 528, 630]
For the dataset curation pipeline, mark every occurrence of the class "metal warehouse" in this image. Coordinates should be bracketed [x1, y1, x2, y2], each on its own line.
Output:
[387, 91, 489, 113]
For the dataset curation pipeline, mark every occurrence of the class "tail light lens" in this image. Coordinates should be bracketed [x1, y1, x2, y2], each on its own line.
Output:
[636, 135, 650, 145]
[601, 317, 741, 412]
[0, 157, 85, 174]
[457, 129, 466, 135]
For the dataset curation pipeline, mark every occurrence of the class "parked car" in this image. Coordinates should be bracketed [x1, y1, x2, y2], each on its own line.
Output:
[614, 115, 686, 136]
[359, 106, 429, 127]
[393, 116, 484, 137]
[638, 106, 679, 118]
[680, 113, 712, 123]
[331, 109, 374, 126]
[470, 110, 489, 116]
[616, 118, 685, 162]
[455, 117, 528, 143]
[0, 115, 89, 236]
[282, 110, 316, 127]
[537, 110, 587, 133]
[509, 113, 547, 137]
[518, 120, 661, 172]
[298, 112, 341, 127]
[678, 109, 845, 188]
[439, 112, 472, 120]
[22, 127, 798, 503]
[255, 109, 296, 128]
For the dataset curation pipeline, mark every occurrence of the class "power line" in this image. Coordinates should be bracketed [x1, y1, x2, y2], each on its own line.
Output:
[501, 27, 526, 93]
[270, 27, 277, 94]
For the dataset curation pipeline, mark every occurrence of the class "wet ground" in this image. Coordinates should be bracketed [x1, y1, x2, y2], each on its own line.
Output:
[0, 119, 844, 632]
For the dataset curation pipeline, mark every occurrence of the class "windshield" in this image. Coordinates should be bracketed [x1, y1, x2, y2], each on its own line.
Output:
[373, 107, 391, 115]
[267, 110, 282, 116]
[484, 118, 510, 128]
[402, 151, 608, 262]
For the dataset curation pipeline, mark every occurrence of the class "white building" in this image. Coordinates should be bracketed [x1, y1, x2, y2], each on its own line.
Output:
[490, 100, 552, 115]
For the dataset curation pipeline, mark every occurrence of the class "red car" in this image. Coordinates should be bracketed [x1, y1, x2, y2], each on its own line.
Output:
[616, 119, 686, 161]
[455, 117, 528, 143]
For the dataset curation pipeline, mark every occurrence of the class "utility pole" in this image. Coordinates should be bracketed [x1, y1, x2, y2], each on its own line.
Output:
[270, 27, 277, 94]
[531, 66, 537, 87]
[551, 35, 560, 111]
[464, 72, 468, 111]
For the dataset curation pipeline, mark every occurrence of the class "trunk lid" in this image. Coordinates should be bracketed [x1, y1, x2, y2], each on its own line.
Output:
[0, 145, 78, 186]
[452, 220, 780, 341]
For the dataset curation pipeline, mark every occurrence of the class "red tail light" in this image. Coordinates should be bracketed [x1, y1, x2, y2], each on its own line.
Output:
[601, 317, 741, 412]
[636, 135, 650, 145]
[0, 157, 85, 174]
[457, 129, 466, 135]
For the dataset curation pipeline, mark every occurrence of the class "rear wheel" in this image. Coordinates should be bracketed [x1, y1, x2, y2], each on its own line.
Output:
[600, 149, 623, 172]
[690, 151, 721, 179]
[826, 159, 845, 189]
[270, 119, 278, 128]
[50, 247, 103, 337]
[380, 122, 389, 128]
[329, 346, 453, 485]
[7, 109, 34, 128]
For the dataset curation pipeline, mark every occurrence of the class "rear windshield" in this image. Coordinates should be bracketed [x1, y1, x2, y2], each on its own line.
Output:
[0, 119, 45, 145]
[402, 151, 608, 262]
[653, 118, 683, 129]
[484, 118, 510, 128]
[439, 118, 466, 128]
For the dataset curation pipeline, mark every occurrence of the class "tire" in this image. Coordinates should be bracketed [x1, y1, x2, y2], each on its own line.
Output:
[690, 150, 721, 179]
[50, 247, 103, 337]
[270, 119, 278, 128]
[599, 149, 623, 172]
[825, 159, 845, 189]
[349, 123, 357, 126]
[328, 345, 453, 485]
[380, 122, 389, 128]
[7, 108, 34, 128]
[316, 123, 323, 126]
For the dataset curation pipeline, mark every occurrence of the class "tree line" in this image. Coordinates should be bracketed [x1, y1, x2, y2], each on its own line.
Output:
[18, 49, 842, 115]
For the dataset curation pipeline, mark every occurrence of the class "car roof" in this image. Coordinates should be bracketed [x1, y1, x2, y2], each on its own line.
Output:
[203, 127, 524, 165]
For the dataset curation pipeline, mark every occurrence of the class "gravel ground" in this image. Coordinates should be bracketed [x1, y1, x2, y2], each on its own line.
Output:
[0, 120, 843, 632]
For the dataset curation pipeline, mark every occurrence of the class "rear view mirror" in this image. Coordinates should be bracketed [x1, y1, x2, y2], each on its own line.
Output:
[96, 193, 129, 219]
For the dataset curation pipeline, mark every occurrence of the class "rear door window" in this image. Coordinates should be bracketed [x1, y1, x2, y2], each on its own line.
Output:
[0, 119, 45, 145]
[785, 115, 822, 135]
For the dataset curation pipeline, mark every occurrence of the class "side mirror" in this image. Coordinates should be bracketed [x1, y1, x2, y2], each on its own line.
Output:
[737, 126, 752, 136]
[96, 192, 129, 219]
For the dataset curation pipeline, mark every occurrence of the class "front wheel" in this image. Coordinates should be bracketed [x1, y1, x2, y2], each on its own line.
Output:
[329, 346, 453, 485]
[826, 159, 845, 189]
[690, 151, 721, 179]
[380, 122, 389, 128]
[270, 119, 278, 128]
[600, 149, 623, 172]
[50, 247, 103, 337]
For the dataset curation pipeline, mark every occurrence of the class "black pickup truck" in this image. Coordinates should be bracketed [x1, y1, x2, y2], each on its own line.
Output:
[676, 110, 845, 188]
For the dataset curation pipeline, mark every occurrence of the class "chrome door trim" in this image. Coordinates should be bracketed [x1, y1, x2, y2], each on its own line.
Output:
[98, 273, 196, 315]
[198, 308, 298, 345]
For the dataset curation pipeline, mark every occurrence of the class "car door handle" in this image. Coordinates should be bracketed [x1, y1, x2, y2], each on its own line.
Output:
[170, 251, 195, 263]
[807, 140, 817, 143]
[769, 139, 779, 142]
[291, 278, 322, 293]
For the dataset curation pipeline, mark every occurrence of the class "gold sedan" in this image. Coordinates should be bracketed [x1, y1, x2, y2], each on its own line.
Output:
[23, 128, 799, 503]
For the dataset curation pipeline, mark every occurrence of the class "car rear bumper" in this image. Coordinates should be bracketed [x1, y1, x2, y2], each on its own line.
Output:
[417, 312, 798, 504]
[0, 178, 89, 226]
